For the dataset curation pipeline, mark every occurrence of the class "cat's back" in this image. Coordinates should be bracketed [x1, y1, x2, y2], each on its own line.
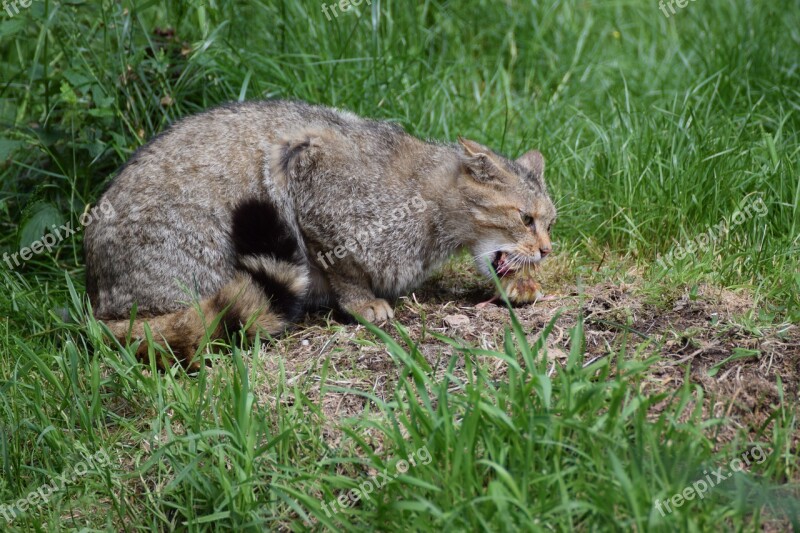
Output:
[105, 101, 341, 198]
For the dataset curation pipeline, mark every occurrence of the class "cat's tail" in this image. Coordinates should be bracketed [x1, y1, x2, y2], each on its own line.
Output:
[101, 197, 310, 369]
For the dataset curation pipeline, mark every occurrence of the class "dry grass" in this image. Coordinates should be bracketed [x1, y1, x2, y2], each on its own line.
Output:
[238, 254, 799, 458]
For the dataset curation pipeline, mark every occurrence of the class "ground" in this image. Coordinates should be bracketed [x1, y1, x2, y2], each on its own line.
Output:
[263, 254, 799, 450]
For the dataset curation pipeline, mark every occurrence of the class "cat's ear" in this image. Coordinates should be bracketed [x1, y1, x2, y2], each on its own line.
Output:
[516, 149, 545, 183]
[458, 137, 506, 183]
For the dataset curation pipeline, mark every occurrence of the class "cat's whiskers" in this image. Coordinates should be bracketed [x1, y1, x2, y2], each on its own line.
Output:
[472, 243, 517, 267]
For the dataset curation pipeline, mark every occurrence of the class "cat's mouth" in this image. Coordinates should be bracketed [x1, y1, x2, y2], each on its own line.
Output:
[491, 252, 515, 277]
[491, 252, 539, 277]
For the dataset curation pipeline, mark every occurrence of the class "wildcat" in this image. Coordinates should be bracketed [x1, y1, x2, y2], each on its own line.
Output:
[84, 100, 556, 366]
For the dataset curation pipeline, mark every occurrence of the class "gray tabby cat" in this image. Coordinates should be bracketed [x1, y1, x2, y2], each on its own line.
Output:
[84, 100, 556, 366]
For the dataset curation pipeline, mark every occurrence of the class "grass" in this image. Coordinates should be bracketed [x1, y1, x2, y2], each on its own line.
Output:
[1, 0, 798, 530]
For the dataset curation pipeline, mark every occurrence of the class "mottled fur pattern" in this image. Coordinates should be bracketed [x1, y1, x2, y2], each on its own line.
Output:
[85, 100, 556, 366]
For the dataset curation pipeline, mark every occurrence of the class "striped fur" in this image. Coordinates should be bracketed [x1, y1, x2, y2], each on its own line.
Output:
[85, 100, 555, 367]
[103, 198, 309, 368]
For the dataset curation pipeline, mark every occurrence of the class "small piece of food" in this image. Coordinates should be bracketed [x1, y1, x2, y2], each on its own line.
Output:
[500, 265, 544, 303]
[478, 252, 544, 307]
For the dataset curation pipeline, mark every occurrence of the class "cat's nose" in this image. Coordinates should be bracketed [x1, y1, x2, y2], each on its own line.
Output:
[540, 246, 551, 257]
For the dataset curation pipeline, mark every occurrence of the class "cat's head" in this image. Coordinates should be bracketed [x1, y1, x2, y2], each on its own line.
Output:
[455, 138, 557, 278]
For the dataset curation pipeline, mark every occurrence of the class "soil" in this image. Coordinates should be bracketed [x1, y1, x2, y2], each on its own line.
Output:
[239, 255, 800, 456]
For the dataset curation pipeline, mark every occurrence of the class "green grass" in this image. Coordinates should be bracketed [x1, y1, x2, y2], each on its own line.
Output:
[1, 0, 798, 530]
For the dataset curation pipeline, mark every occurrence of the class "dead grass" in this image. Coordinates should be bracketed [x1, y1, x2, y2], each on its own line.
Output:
[232, 254, 799, 462]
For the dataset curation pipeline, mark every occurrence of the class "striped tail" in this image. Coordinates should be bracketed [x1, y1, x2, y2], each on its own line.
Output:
[102, 197, 309, 368]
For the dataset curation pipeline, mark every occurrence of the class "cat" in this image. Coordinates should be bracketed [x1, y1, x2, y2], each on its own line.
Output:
[84, 100, 556, 366]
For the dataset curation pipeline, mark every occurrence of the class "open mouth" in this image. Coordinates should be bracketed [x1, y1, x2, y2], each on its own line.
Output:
[491, 252, 539, 277]
[491, 252, 515, 277]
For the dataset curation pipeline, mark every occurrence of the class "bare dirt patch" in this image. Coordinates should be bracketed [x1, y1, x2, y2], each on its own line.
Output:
[247, 256, 799, 453]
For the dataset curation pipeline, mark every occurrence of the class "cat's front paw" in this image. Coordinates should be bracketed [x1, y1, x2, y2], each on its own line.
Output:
[347, 298, 395, 323]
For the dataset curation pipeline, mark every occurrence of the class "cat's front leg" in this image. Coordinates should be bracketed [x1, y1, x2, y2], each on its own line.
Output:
[326, 271, 394, 323]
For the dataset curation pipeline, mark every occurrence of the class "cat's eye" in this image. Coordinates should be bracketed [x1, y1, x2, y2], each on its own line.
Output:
[547, 222, 553, 233]
[520, 213, 535, 229]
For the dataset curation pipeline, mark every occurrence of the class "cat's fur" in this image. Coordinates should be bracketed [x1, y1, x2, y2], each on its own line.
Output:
[84, 100, 556, 366]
